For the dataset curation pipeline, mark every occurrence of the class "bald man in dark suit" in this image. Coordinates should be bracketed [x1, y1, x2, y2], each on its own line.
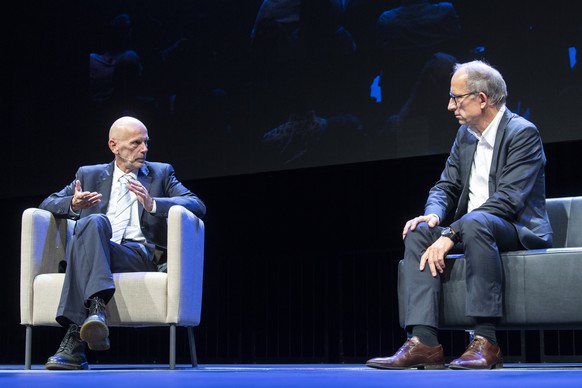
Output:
[40, 116, 206, 370]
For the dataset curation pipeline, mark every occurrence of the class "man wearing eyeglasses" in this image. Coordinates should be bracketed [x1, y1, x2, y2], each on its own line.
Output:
[39, 116, 206, 370]
[367, 60, 552, 370]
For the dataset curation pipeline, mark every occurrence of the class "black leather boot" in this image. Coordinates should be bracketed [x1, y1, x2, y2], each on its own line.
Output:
[45, 324, 89, 370]
[80, 296, 110, 351]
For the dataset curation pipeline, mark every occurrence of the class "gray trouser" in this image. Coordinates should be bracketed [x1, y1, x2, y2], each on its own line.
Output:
[56, 214, 157, 326]
[400, 211, 522, 329]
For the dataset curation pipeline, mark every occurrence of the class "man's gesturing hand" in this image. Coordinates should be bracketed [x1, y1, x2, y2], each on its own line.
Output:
[71, 180, 102, 212]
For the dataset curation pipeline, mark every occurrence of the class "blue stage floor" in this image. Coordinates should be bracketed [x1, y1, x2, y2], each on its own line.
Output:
[2, 364, 582, 387]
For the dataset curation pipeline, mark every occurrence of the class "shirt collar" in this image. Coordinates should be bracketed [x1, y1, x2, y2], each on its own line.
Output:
[113, 164, 137, 182]
[466, 105, 506, 146]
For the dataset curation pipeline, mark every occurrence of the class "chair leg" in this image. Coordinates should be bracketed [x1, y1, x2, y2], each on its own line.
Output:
[25, 325, 32, 370]
[169, 324, 176, 370]
[187, 327, 198, 367]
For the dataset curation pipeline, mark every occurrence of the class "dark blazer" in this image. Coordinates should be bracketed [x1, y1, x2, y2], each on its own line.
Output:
[424, 108, 553, 249]
[39, 161, 206, 252]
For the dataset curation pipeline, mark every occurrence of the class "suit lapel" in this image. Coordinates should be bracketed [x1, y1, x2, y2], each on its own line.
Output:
[488, 109, 512, 195]
[454, 128, 478, 220]
[462, 131, 478, 184]
[97, 162, 115, 214]
[137, 163, 152, 218]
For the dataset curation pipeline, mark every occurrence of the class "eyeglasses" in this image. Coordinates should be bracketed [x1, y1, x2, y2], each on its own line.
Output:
[449, 91, 478, 105]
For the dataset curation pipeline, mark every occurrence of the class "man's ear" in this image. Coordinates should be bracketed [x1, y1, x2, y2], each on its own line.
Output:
[478, 92, 488, 108]
[108, 139, 117, 153]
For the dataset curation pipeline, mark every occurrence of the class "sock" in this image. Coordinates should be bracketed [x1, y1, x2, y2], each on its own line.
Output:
[88, 289, 114, 305]
[474, 319, 497, 345]
[412, 325, 439, 346]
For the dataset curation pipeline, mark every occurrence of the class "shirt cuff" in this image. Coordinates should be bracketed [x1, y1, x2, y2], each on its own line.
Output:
[426, 213, 440, 225]
[69, 205, 80, 217]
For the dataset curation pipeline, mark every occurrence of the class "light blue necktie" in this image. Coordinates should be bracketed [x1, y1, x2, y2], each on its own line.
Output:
[110, 174, 135, 243]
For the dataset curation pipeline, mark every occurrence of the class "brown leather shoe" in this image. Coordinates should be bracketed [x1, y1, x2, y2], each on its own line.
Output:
[366, 336, 445, 370]
[449, 335, 503, 369]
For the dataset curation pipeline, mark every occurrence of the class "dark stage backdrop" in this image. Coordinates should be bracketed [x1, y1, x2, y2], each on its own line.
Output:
[4, 0, 582, 199]
[4, 0, 582, 366]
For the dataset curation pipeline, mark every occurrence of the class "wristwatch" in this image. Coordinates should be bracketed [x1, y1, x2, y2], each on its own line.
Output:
[441, 226, 460, 244]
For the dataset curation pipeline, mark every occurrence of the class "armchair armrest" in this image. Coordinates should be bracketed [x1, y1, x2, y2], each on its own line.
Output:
[166, 205, 205, 325]
[20, 208, 72, 325]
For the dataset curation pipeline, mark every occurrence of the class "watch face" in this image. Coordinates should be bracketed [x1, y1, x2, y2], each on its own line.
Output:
[441, 227, 457, 243]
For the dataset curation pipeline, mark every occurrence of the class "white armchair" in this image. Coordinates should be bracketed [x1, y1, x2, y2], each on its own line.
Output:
[20, 205, 205, 369]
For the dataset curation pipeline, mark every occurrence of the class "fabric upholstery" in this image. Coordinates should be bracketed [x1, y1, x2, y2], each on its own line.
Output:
[20, 205, 204, 367]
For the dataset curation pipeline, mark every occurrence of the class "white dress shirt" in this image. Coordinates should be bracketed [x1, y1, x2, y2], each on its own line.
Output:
[467, 106, 506, 212]
[106, 166, 146, 243]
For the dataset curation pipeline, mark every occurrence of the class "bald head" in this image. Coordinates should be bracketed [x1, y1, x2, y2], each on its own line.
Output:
[109, 116, 146, 141]
[108, 116, 149, 173]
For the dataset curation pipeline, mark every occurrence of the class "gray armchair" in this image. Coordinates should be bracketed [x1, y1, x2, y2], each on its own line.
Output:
[398, 196, 582, 330]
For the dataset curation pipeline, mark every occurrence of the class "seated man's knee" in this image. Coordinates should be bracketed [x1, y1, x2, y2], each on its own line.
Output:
[459, 211, 493, 239]
[79, 213, 108, 223]
[76, 213, 111, 233]
[404, 222, 434, 246]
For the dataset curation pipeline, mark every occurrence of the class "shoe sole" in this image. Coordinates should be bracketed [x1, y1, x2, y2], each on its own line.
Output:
[448, 362, 504, 370]
[366, 362, 446, 370]
[80, 319, 110, 351]
[45, 360, 89, 370]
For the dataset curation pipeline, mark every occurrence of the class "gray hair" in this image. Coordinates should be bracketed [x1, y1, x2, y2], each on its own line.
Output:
[454, 60, 507, 108]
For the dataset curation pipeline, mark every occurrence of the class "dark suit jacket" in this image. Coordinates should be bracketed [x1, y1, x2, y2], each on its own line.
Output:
[424, 108, 553, 249]
[39, 161, 206, 254]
